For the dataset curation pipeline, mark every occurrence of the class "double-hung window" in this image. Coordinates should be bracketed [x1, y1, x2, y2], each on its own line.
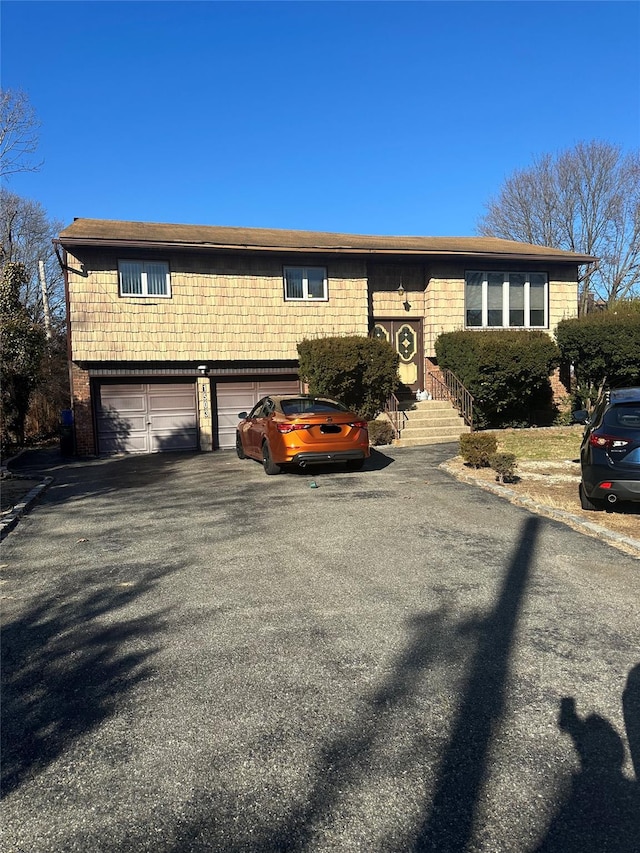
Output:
[465, 271, 547, 328]
[119, 260, 171, 297]
[284, 266, 328, 301]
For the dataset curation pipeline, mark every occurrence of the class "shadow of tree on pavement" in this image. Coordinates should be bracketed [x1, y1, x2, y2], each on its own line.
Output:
[1, 564, 174, 796]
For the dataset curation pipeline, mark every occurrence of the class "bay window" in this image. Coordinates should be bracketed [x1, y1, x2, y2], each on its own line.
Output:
[465, 271, 548, 328]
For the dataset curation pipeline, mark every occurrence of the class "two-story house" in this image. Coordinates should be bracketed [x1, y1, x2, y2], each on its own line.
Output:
[57, 219, 593, 455]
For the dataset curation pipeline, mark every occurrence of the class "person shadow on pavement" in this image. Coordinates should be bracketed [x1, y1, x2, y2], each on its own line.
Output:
[533, 665, 640, 852]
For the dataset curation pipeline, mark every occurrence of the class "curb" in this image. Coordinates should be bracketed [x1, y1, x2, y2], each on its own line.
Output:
[440, 461, 640, 557]
[0, 476, 54, 540]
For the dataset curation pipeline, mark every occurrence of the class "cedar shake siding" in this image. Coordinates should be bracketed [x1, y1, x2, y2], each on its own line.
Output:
[58, 219, 594, 455]
[65, 248, 369, 363]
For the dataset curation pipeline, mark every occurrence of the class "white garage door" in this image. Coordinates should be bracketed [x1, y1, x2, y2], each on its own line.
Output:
[97, 383, 198, 454]
[216, 379, 301, 449]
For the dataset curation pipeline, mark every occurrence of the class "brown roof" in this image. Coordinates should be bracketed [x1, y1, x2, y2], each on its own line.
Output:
[57, 218, 596, 263]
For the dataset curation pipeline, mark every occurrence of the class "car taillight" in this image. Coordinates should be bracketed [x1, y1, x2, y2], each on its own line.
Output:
[276, 423, 310, 434]
[349, 421, 369, 430]
[589, 434, 630, 450]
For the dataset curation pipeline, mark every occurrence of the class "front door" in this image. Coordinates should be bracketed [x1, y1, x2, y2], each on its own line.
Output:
[372, 319, 423, 396]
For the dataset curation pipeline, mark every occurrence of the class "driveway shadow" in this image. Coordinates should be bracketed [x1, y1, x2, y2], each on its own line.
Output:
[1, 564, 174, 796]
[532, 678, 640, 852]
[101, 516, 539, 852]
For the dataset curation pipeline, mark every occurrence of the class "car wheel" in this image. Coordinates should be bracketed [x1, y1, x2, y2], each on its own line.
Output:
[262, 442, 282, 475]
[346, 458, 364, 471]
[579, 482, 604, 511]
[236, 432, 246, 459]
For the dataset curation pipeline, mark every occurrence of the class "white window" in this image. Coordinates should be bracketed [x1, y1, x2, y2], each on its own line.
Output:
[284, 266, 328, 301]
[465, 271, 547, 328]
[119, 260, 171, 297]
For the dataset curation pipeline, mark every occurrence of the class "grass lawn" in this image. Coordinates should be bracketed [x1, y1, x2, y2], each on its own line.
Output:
[490, 425, 582, 462]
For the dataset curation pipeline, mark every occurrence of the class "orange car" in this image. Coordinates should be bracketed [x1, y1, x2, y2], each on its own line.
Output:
[236, 395, 370, 474]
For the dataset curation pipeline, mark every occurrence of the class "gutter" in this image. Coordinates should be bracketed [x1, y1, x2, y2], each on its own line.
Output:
[53, 238, 596, 265]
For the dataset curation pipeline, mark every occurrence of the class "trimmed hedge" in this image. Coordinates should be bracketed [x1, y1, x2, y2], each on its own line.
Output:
[436, 330, 560, 429]
[368, 419, 396, 446]
[459, 432, 497, 467]
[556, 311, 640, 407]
[297, 336, 399, 420]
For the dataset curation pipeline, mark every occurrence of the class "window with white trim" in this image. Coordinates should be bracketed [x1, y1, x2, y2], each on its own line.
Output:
[119, 260, 171, 297]
[465, 271, 547, 328]
[284, 266, 328, 301]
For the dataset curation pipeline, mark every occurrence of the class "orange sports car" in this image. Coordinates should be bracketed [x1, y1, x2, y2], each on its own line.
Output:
[236, 395, 370, 474]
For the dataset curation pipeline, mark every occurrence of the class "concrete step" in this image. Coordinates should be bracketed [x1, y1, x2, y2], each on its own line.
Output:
[402, 399, 453, 412]
[399, 422, 470, 437]
[399, 429, 469, 443]
[401, 412, 467, 427]
[394, 433, 467, 447]
[393, 397, 470, 447]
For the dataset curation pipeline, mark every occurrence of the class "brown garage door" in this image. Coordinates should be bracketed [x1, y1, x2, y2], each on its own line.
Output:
[216, 379, 301, 449]
[97, 383, 198, 454]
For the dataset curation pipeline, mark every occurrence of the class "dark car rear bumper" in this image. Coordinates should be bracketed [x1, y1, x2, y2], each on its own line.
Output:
[291, 450, 366, 467]
[584, 475, 640, 503]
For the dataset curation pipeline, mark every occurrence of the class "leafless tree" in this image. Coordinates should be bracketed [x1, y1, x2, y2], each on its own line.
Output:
[0, 89, 43, 179]
[0, 189, 65, 326]
[478, 141, 640, 312]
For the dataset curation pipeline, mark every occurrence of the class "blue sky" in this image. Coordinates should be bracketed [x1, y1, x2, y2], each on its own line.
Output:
[2, 1, 639, 236]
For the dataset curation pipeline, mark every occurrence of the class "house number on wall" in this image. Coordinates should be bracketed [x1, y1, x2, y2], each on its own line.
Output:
[201, 383, 209, 418]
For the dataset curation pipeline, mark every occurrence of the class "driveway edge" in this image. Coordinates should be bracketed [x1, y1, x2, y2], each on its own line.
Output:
[0, 476, 54, 540]
[440, 460, 640, 557]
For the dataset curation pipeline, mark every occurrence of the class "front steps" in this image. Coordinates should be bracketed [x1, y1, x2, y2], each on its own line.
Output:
[393, 399, 470, 447]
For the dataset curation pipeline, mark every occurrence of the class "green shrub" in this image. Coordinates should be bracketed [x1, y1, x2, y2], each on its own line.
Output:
[556, 311, 640, 408]
[460, 432, 497, 468]
[297, 336, 399, 420]
[435, 330, 560, 429]
[367, 419, 396, 446]
[489, 452, 518, 483]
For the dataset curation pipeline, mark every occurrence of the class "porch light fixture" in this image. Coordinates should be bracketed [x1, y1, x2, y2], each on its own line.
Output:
[197, 364, 209, 376]
[397, 281, 405, 298]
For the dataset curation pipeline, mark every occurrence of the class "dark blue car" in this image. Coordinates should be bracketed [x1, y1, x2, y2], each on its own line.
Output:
[573, 387, 640, 511]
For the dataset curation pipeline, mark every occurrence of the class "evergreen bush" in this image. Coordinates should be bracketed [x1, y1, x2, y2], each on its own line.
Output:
[556, 311, 640, 408]
[435, 330, 560, 428]
[459, 432, 497, 468]
[489, 452, 518, 483]
[367, 419, 396, 446]
[297, 336, 399, 420]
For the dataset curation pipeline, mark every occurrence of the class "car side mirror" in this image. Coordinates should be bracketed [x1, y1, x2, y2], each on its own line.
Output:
[572, 409, 589, 425]
[238, 412, 248, 419]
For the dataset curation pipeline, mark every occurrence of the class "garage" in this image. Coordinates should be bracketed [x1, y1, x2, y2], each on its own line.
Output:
[216, 379, 301, 449]
[96, 383, 198, 454]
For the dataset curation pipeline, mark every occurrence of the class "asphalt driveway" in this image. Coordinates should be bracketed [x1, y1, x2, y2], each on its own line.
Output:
[2, 445, 639, 852]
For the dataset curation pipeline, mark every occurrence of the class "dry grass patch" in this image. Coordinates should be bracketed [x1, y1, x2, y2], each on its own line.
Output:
[449, 425, 640, 546]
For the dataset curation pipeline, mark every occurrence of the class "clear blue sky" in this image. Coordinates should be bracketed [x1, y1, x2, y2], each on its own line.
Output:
[2, 1, 639, 236]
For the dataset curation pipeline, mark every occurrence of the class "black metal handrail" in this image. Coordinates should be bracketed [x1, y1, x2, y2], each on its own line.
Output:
[424, 366, 475, 431]
[384, 392, 409, 438]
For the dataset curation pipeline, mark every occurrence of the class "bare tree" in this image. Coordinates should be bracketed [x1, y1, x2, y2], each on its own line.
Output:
[0, 89, 43, 179]
[0, 189, 65, 327]
[478, 141, 640, 312]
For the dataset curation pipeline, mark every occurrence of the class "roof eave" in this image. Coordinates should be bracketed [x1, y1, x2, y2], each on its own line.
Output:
[54, 237, 596, 265]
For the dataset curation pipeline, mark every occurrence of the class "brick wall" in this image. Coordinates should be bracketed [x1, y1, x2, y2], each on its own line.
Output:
[70, 364, 95, 455]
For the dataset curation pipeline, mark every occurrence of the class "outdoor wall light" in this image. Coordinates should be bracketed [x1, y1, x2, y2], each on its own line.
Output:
[397, 282, 405, 298]
[197, 364, 209, 376]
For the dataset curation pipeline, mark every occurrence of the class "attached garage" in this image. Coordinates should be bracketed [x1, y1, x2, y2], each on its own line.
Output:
[216, 379, 301, 449]
[96, 382, 198, 454]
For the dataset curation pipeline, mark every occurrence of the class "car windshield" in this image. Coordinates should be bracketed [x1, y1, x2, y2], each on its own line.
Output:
[604, 403, 640, 430]
[281, 398, 349, 416]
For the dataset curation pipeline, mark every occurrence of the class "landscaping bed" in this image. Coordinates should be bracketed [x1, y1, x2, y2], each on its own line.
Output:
[446, 425, 640, 544]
